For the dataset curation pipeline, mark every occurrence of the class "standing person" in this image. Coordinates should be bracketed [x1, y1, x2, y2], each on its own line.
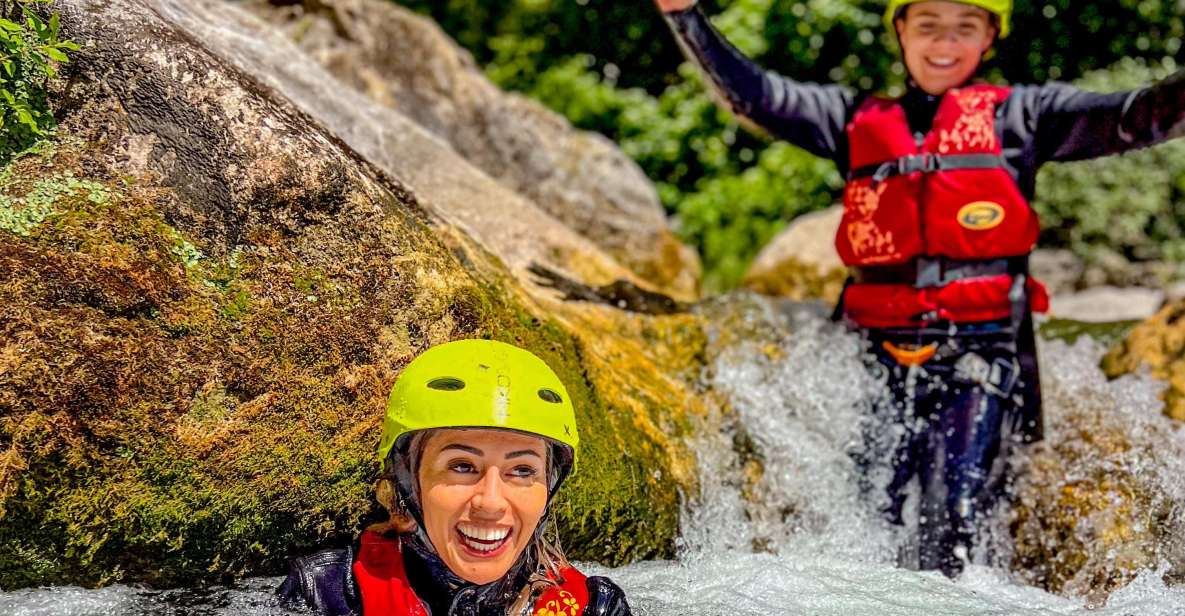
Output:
[278, 339, 632, 615]
[654, 0, 1185, 576]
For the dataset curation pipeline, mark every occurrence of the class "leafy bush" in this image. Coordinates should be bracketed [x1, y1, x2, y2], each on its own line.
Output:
[1033, 57, 1185, 272]
[0, 0, 78, 164]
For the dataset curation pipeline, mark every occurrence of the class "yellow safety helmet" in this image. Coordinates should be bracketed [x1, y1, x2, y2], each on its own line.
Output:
[378, 339, 579, 491]
[884, 0, 1012, 39]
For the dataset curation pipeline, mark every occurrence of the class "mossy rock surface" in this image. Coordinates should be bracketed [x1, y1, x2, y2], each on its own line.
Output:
[1103, 301, 1185, 421]
[0, 0, 708, 588]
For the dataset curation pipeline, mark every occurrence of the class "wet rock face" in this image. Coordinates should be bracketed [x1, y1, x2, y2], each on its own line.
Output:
[1103, 301, 1185, 421]
[0, 0, 707, 587]
[238, 0, 701, 301]
[1010, 341, 1185, 598]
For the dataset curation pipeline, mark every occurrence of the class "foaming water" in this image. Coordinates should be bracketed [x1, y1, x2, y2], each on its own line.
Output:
[5, 299, 1185, 614]
[0, 578, 293, 616]
[595, 297, 1185, 616]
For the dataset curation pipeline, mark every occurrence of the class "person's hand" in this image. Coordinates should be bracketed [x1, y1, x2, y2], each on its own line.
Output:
[654, 0, 696, 13]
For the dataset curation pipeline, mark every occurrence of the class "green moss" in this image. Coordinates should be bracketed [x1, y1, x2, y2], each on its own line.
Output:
[0, 126, 692, 587]
[0, 171, 108, 236]
[1039, 318, 1139, 347]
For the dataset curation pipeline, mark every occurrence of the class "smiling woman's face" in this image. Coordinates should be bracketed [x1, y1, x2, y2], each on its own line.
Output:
[896, 1, 997, 95]
[418, 428, 549, 584]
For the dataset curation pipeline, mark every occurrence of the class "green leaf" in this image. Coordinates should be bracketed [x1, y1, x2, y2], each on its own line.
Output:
[41, 45, 65, 62]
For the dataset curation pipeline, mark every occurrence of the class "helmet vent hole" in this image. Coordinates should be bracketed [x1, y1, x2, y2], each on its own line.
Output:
[427, 377, 466, 391]
[538, 389, 563, 404]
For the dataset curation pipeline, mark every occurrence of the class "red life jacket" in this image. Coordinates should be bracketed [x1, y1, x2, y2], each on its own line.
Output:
[836, 84, 1049, 328]
[353, 530, 590, 616]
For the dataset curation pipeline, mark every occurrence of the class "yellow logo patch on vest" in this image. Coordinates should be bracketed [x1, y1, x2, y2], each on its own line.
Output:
[957, 201, 1005, 230]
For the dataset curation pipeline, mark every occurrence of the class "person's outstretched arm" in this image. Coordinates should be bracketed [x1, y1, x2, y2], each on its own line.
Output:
[657, 0, 856, 164]
[1029, 69, 1185, 164]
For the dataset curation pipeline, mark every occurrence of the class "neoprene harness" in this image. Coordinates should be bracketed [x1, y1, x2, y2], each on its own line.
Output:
[836, 84, 1049, 328]
[353, 530, 590, 616]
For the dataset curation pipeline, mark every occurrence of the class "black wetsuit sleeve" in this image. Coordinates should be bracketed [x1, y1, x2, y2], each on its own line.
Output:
[276, 547, 360, 615]
[582, 576, 632, 616]
[663, 5, 855, 164]
[1030, 69, 1185, 164]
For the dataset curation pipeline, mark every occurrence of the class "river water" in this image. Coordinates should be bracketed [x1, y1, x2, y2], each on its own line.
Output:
[5, 301, 1185, 615]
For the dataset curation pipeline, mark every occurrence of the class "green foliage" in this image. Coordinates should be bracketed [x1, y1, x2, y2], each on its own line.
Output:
[675, 143, 843, 290]
[1033, 57, 1185, 271]
[393, 0, 1185, 289]
[0, 0, 79, 164]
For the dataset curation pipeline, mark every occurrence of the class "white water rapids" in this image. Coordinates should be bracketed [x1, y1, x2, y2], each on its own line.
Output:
[5, 299, 1185, 615]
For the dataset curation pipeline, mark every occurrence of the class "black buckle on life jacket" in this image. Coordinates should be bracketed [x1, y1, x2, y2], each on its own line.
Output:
[871, 154, 937, 184]
[851, 153, 1007, 184]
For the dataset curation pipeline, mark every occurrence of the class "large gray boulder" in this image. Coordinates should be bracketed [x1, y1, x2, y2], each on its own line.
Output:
[0, 0, 710, 588]
[240, 0, 701, 300]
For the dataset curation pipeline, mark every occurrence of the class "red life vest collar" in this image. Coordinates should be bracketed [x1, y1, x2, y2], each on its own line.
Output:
[353, 530, 589, 616]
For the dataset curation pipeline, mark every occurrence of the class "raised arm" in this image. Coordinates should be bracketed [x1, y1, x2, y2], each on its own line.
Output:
[1030, 69, 1185, 164]
[658, 1, 856, 163]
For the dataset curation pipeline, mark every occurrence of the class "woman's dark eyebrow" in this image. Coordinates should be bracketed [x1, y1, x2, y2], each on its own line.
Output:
[505, 450, 543, 460]
[441, 444, 483, 456]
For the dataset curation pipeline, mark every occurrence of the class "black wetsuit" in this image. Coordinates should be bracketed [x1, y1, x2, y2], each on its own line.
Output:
[276, 533, 631, 616]
[664, 3, 1185, 576]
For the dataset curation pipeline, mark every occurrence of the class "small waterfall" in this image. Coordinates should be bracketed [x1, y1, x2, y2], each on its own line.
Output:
[593, 295, 1185, 616]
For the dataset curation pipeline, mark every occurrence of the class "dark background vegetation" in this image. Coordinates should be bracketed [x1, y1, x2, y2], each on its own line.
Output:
[394, 0, 1185, 292]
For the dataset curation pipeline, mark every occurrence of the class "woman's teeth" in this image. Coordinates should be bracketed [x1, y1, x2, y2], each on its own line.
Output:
[457, 523, 511, 552]
[928, 57, 956, 68]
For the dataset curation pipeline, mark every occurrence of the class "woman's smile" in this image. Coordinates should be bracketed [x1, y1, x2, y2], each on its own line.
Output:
[455, 523, 513, 556]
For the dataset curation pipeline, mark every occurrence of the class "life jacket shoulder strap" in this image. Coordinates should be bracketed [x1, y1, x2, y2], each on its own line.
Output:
[353, 532, 429, 616]
[530, 568, 589, 616]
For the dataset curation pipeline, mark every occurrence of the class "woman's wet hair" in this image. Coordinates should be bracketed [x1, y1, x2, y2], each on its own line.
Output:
[371, 428, 572, 584]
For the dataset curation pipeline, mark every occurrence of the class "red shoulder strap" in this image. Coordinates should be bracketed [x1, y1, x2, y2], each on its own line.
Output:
[846, 95, 917, 169]
[530, 567, 589, 616]
[353, 531, 430, 616]
[924, 84, 1012, 154]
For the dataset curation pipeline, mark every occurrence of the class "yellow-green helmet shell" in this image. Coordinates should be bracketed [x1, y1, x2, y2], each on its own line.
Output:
[378, 339, 579, 469]
[884, 0, 1012, 39]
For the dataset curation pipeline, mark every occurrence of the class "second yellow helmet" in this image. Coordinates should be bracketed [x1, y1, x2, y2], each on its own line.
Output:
[884, 0, 1012, 39]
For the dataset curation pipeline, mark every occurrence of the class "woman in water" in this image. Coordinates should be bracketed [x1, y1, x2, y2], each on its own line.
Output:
[278, 339, 632, 616]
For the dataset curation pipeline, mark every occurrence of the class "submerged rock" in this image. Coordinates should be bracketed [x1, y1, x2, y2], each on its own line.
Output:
[1011, 341, 1185, 598]
[0, 0, 711, 588]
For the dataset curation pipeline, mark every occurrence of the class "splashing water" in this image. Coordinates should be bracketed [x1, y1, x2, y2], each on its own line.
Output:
[592, 297, 1185, 616]
[4, 298, 1185, 614]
